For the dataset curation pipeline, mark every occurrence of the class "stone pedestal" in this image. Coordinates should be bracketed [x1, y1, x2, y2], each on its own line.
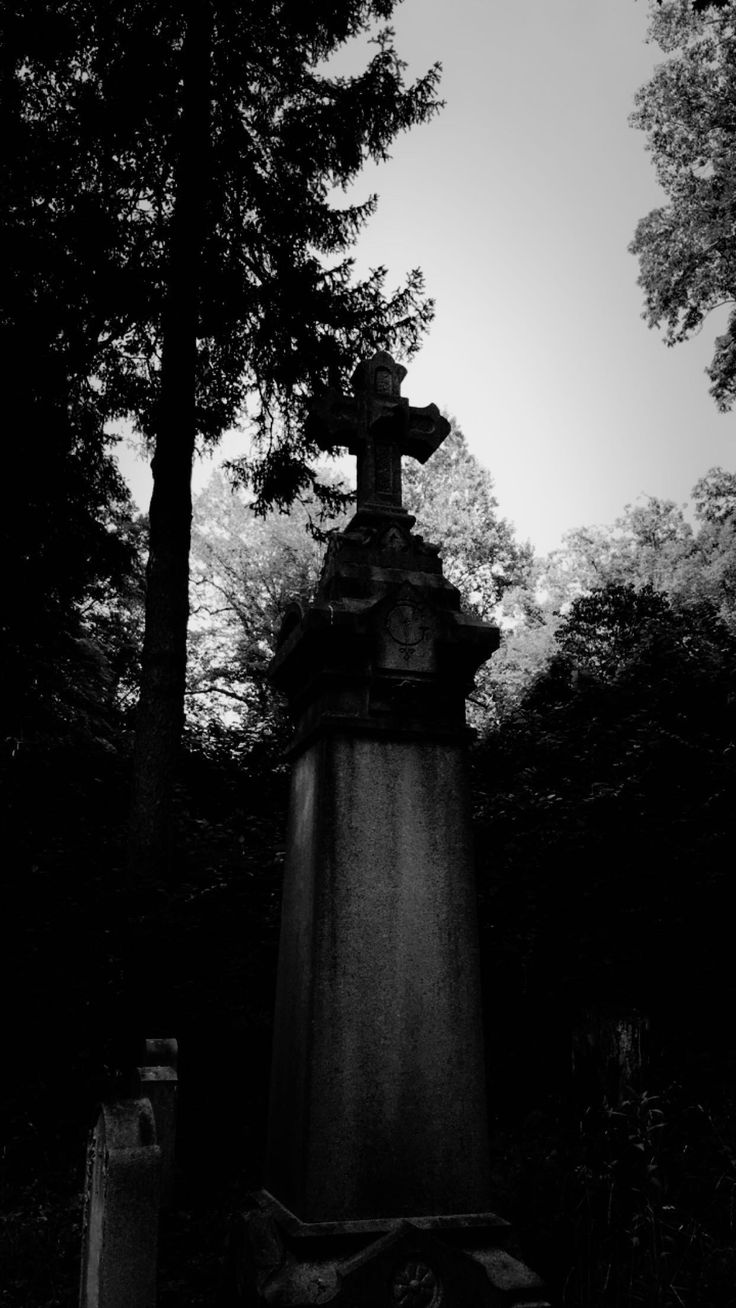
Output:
[226, 1192, 548, 1308]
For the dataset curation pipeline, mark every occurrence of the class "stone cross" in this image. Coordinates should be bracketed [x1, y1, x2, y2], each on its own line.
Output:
[307, 350, 451, 514]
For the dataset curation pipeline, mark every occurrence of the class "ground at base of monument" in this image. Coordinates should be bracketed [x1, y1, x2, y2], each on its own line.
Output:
[223, 1190, 550, 1308]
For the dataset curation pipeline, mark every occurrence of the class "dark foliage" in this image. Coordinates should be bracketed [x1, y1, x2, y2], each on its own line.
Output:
[474, 583, 736, 1104]
[631, 1, 736, 410]
[5, 545, 736, 1304]
[2, 716, 287, 1305]
[2, 0, 443, 897]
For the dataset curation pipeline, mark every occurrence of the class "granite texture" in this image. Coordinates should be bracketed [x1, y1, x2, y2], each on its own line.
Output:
[78, 1098, 161, 1308]
[266, 733, 490, 1221]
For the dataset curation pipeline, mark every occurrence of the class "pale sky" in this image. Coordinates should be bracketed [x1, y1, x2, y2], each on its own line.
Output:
[117, 0, 735, 556]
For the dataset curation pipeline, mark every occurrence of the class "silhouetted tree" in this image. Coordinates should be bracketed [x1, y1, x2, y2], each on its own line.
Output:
[1, 1, 443, 887]
[187, 470, 343, 751]
[403, 419, 534, 618]
[631, 0, 736, 409]
[475, 580, 736, 1049]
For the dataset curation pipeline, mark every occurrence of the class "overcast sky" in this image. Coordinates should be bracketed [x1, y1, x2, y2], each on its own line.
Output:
[117, 0, 735, 556]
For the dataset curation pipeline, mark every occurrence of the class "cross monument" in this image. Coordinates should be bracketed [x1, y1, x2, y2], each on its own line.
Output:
[229, 352, 549, 1308]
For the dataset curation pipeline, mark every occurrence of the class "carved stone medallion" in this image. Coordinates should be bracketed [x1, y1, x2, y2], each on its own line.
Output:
[391, 1259, 440, 1308]
[385, 602, 426, 648]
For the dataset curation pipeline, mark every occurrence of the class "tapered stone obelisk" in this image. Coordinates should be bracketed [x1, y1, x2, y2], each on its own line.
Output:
[231, 353, 549, 1308]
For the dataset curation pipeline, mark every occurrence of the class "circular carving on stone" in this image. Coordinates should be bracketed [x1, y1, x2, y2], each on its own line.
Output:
[391, 1259, 439, 1308]
[385, 602, 425, 648]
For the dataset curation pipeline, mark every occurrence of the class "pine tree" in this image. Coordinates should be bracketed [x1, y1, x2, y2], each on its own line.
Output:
[2, 2, 443, 889]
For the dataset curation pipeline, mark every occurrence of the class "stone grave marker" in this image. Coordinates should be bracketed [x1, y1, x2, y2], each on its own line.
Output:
[229, 352, 550, 1307]
[79, 1097, 161, 1308]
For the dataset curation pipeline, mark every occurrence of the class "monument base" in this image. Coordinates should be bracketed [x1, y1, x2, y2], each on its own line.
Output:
[224, 1191, 550, 1308]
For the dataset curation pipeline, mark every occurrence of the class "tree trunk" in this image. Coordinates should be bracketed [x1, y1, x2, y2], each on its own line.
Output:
[128, 1, 211, 888]
[571, 1010, 649, 1112]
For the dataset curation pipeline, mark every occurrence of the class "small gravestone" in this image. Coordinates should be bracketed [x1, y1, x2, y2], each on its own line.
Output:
[79, 1098, 161, 1308]
[134, 1037, 178, 1207]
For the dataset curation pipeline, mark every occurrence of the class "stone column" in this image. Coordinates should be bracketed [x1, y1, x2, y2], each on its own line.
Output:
[268, 733, 489, 1221]
[266, 499, 497, 1224]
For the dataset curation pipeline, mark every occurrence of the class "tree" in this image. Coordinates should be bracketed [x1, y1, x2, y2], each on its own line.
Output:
[493, 496, 698, 720]
[630, 0, 736, 409]
[692, 465, 736, 522]
[129, 4, 443, 879]
[553, 580, 674, 677]
[690, 467, 736, 625]
[3, 2, 443, 883]
[2, 429, 141, 761]
[403, 418, 533, 619]
[541, 497, 696, 605]
[1, 0, 145, 757]
[493, 471, 736, 718]
[189, 428, 535, 741]
[187, 470, 342, 754]
[473, 578, 736, 1074]
[401, 419, 536, 726]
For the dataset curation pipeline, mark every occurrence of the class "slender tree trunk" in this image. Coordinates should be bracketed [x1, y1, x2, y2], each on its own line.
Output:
[128, 1, 211, 887]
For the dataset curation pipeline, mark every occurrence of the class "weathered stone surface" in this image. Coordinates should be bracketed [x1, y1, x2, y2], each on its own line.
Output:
[79, 1098, 161, 1308]
[306, 351, 450, 518]
[270, 530, 498, 752]
[142, 1036, 178, 1067]
[267, 734, 490, 1221]
[248, 353, 549, 1304]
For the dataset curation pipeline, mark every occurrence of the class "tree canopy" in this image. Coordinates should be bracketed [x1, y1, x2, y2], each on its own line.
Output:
[2, 0, 445, 882]
[403, 419, 534, 618]
[187, 470, 340, 753]
[540, 481, 736, 629]
[630, 0, 736, 409]
[3, 0, 441, 484]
